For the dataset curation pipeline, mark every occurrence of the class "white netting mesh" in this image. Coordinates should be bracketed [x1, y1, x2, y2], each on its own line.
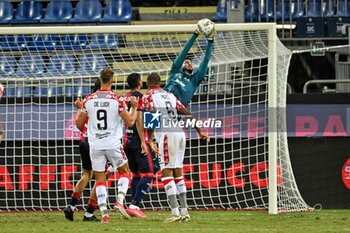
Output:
[0, 24, 310, 213]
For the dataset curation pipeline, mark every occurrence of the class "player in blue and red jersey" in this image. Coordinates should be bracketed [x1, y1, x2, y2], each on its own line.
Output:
[123, 73, 155, 218]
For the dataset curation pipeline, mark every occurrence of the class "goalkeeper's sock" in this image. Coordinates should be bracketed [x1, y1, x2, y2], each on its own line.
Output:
[69, 192, 81, 207]
[86, 198, 97, 215]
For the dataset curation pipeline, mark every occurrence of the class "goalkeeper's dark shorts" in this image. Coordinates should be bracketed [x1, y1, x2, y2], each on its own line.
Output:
[79, 140, 92, 171]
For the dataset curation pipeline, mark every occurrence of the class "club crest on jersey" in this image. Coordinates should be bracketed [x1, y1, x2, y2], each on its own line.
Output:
[144, 111, 161, 129]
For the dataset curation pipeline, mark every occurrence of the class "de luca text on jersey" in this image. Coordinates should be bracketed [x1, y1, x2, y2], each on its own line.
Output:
[94, 101, 110, 107]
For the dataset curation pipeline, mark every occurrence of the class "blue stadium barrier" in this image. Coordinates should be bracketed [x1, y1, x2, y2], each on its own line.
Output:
[64, 84, 91, 97]
[245, 0, 259, 21]
[76, 54, 107, 76]
[3, 85, 16, 97]
[0, 1, 13, 24]
[245, 0, 274, 22]
[11, 1, 43, 24]
[211, 0, 227, 22]
[55, 34, 88, 50]
[70, 0, 102, 23]
[27, 34, 58, 51]
[15, 54, 45, 77]
[0, 35, 28, 51]
[40, 0, 73, 23]
[100, 0, 132, 23]
[297, 0, 325, 37]
[0, 55, 16, 77]
[33, 84, 63, 97]
[88, 34, 118, 49]
[6, 84, 32, 97]
[46, 55, 76, 77]
[337, 0, 350, 16]
[326, 0, 350, 36]
[276, 0, 305, 21]
[307, 0, 323, 17]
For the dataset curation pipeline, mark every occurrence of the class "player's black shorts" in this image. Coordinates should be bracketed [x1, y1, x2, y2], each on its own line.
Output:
[79, 140, 92, 171]
[124, 145, 154, 174]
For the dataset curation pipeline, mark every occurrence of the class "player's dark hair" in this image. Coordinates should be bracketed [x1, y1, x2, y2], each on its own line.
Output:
[92, 78, 101, 92]
[147, 73, 161, 87]
[127, 73, 141, 89]
[99, 68, 114, 84]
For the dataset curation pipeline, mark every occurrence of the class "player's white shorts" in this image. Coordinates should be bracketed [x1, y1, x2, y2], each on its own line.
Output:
[157, 132, 186, 170]
[90, 147, 128, 172]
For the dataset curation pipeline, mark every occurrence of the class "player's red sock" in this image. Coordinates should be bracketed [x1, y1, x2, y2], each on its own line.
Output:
[69, 192, 81, 207]
[86, 199, 97, 214]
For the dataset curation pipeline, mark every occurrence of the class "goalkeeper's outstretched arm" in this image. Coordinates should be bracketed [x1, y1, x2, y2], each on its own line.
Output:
[192, 28, 215, 87]
[170, 33, 198, 75]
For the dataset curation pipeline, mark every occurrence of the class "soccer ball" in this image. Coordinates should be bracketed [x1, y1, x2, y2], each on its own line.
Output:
[196, 18, 215, 35]
[0, 83, 3, 100]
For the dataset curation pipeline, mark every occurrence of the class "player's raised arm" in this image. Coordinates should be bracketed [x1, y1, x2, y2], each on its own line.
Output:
[170, 32, 198, 76]
[120, 96, 138, 127]
[193, 24, 215, 87]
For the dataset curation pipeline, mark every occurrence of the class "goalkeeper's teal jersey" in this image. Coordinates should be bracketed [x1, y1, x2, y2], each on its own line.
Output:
[164, 33, 213, 107]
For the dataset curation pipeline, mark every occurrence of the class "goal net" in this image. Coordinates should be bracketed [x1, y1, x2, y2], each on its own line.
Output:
[0, 24, 310, 213]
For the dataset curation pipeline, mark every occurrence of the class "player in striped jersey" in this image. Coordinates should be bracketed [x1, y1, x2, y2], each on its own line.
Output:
[76, 68, 138, 223]
[143, 73, 205, 222]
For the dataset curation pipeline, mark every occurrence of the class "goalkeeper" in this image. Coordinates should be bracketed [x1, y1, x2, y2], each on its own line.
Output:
[164, 22, 215, 107]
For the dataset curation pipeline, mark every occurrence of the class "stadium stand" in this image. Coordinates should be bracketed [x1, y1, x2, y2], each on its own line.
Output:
[0, 55, 16, 77]
[211, 0, 227, 22]
[55, 34, 88, 50]
[27, 34, 58, 51]
[33, 84, 63, 97]
[337, 0, 350, 16]
[276, 0, 305, 21]
[306, 0, 323, 17]
[15, 54, 46, 78]
[76, 53, 107, 76]
[40, 0, 73, 23]
[64, 83, 91, 97]
[100, 0, 132, 23]
[0, 34, 28, 51]
[70, 0, 102, 23]
[0, 1, 13, 24]
[326, 0, 350, 36]
[88, 34, 119, 49]
[46, 55, 76, 77]
[245, 0, 274, 22]
[11, 1, 43, 24]
[5, 84, 32, 97]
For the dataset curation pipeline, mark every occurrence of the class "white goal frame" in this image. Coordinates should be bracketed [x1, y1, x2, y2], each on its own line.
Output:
[0, 23, 293, 214]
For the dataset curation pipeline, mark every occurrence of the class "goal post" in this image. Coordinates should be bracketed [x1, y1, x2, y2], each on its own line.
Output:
[0, 23, 310, 213]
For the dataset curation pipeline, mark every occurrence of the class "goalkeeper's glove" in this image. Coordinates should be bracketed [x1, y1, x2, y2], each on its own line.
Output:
[194, 28, 201, 36]
[208, 28, 216, 42]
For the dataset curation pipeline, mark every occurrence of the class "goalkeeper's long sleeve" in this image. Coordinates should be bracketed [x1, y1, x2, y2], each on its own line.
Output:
[169, 33, 198, 76]
[192, 40, 214, 87]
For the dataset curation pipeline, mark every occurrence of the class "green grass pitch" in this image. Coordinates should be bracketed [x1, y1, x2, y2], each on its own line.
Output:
[0, 210, 349, 233]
